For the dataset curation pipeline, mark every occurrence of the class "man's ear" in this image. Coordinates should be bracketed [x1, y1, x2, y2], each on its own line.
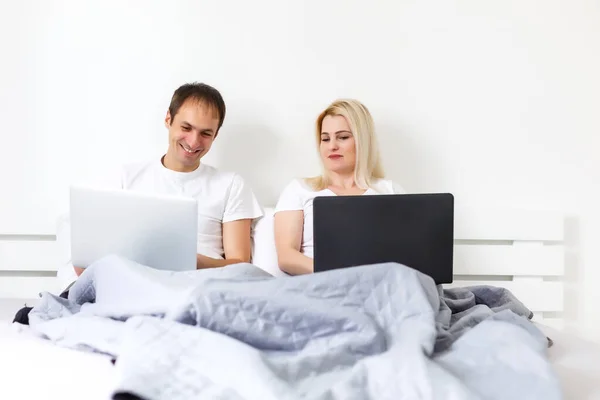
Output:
[164, 110, 172, 128]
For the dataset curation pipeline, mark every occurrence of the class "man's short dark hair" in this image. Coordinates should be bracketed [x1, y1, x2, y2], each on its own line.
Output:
[168, 82, 226, 131]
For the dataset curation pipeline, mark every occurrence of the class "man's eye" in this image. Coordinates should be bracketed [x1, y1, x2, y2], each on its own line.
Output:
[202, 132, 213, 137]
[182, 126, 191, 132]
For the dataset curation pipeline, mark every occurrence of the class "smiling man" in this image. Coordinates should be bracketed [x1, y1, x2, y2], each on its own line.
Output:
[10, 83, 265, 326]
[130, 82, 262, 268]
[73, 83, 263, 275]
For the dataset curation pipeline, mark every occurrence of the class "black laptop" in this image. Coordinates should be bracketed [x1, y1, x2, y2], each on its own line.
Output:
[312, 193, 454, 284]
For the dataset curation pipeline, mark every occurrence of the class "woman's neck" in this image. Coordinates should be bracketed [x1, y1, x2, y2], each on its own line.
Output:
[327, 172, 367, 195]
[328, 172, 356, 189]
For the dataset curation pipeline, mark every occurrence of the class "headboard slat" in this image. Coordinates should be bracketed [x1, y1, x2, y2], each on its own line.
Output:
[0, 276, 58, 299]
[453, 244, 564, 276]
[0, 241, 58, 272]
[454, 208, 563, 241]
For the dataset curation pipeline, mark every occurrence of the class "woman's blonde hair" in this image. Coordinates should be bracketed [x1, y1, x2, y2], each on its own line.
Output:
[305, 99, 384, 191]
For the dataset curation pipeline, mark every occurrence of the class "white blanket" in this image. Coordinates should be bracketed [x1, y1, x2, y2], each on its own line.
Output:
[28, 255, 561, 400]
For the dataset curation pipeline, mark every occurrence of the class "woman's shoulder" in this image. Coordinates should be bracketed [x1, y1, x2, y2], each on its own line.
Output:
[280, 178, 314, 195]
[275, 178, 315, 211]
[370, 178, 407, 194]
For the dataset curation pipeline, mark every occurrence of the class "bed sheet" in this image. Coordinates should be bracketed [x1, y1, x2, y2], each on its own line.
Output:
[538, 324, 600, 399]
[1, 315, 599, 399]
[0, 321, 115, 400]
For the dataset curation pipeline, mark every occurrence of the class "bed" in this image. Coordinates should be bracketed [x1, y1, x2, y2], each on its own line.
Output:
[1, 312, 599, 400]
[0, 206, 599, 399]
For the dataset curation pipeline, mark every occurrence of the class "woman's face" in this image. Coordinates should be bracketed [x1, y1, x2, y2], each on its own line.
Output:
[319, 115, 356, 175]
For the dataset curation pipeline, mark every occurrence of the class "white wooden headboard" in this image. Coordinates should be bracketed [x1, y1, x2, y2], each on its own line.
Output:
[0, 207, 564, 328]
[0, 233, 59, 299]
[449, 207, 564, 329]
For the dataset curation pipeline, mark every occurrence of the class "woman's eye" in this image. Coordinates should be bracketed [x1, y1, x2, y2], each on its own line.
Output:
[321, 138, 330, 142]
[340, 136, 350, 140]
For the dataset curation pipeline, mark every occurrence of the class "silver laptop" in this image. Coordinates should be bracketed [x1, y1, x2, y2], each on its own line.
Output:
[70, 186, 198, 271]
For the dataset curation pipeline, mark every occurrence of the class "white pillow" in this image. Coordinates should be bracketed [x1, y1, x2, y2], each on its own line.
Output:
[55, 214, 77, 293]
[251, 207, 286, 277]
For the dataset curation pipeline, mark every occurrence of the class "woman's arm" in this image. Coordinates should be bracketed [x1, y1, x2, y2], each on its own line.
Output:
[274, 210, 313, 275]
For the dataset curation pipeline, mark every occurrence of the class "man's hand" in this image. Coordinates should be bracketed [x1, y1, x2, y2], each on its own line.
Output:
[196, 253, 245, 269]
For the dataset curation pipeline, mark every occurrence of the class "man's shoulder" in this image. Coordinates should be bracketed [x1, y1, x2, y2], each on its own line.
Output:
[198, 165, 261, 215]
[199, 164, 246, 187]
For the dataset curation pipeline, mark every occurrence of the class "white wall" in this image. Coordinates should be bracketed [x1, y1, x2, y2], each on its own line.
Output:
[1, 0, 599, 340]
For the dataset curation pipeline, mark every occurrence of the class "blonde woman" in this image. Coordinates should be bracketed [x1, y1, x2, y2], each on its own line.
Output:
[274, 99, 406, 275]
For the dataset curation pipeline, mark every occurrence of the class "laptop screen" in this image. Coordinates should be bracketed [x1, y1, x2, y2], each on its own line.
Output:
[312, 193, 454, 284]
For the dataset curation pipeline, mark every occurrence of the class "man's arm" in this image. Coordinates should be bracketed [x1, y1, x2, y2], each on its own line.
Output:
[196, 219, 253, 269]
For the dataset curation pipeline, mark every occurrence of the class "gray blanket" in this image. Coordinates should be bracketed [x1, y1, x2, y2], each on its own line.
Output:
[29, 255, 561, 400]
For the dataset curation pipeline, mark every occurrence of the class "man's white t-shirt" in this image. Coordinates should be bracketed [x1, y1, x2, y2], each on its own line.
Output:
[121, 159, 264, 259]
[57, 158, 263, 292]
[274, 178, 406, 259]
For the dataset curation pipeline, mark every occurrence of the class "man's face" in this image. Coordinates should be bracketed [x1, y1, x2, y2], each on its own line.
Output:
[164, 99, 220, 172]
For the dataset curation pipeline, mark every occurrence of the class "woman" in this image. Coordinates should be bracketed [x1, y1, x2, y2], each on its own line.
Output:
[274, 99, 406, 275]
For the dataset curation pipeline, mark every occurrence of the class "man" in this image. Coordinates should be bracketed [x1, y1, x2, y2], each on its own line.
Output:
[14, 82, 262, 325]
[71, 82, 263, 276]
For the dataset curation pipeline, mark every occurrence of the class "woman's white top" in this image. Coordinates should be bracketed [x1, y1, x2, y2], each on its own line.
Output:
[274, 178, 406, 258]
